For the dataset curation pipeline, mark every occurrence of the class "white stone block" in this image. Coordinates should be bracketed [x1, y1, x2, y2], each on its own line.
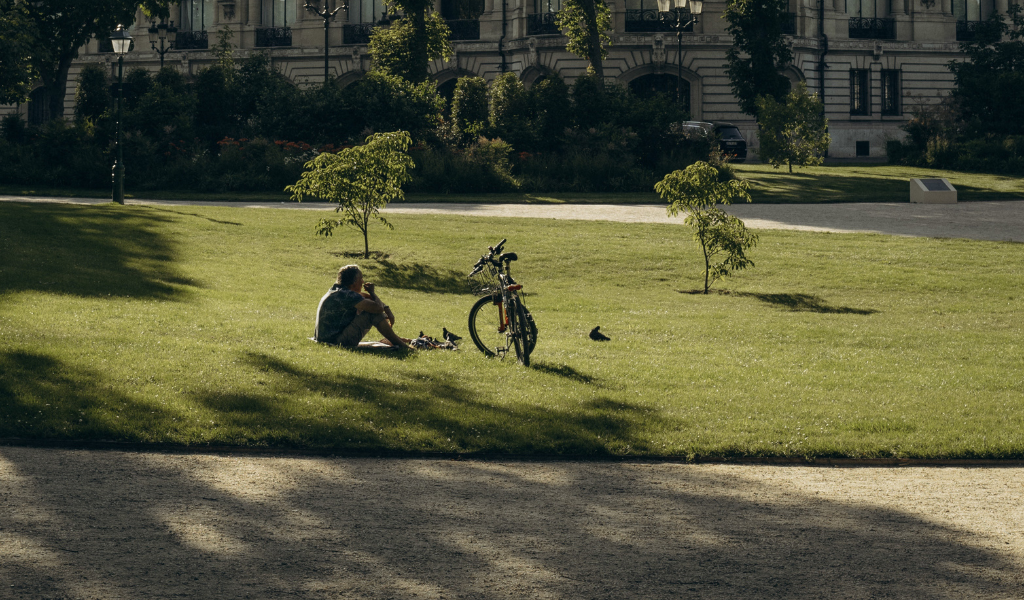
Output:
[910, 178, 957, 204]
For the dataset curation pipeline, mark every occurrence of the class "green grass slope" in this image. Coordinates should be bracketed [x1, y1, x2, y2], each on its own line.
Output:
[1, 202, 1021, 458]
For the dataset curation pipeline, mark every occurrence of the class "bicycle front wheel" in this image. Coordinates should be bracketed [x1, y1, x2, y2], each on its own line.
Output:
[468, 295, 510, 358]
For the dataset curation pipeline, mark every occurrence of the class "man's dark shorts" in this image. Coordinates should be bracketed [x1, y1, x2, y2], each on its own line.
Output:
[334, 311, 387, 348]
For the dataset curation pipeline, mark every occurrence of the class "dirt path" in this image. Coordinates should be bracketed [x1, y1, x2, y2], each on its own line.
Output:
[1, 447, 1022, 599]
[3, 196, 1022, 242]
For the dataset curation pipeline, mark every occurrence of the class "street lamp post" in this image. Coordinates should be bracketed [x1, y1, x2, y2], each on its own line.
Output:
[110, 24, 132, 205]
[657, 0, 703, 105]
[304, 1, 348, 84]
[147, 19, 178, 69]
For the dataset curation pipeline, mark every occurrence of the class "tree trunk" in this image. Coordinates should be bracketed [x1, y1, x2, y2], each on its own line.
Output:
[580, 0, 604, 77]
[41, 54, 73, 121]
[701, 230, 710, 294]
[408, 6, 430, 83]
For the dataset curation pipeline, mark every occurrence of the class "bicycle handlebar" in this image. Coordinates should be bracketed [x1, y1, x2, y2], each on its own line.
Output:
[469, 238, 509, 277]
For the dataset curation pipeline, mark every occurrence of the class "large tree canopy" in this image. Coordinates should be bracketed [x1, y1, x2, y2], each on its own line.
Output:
[723, 0, 793, 118]
[948, 5, 1024, 136]
[21, 0, 168, 120]
[0, 0, 38, 105]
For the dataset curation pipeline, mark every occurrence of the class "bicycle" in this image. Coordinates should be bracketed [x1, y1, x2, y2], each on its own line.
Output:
[467, 238, 537, 366]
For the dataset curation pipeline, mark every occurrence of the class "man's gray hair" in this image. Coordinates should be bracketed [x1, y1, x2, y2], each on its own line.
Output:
[337, 264, 361, 287]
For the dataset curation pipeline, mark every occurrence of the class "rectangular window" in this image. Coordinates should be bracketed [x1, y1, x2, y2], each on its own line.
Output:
[850, 69, 870, 116]
[262, 0, 297, 27]
[881, 70, 900, 115]
[180, 0, 215, 31]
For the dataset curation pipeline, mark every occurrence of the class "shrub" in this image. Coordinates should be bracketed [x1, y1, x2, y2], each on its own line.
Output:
[489, 72, 534, 149]
[530, 76, 571, 151]
[75, 63, 111, 124]
[409, 137, 520, 193]
[451, 77, 488, 143]
[343, 71, 444, 141]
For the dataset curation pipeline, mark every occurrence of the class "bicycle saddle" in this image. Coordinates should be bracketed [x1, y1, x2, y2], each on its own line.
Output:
[499, 252, 518, 262]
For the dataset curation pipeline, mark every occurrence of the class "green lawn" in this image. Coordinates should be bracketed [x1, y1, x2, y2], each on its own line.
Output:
[2, 163, 1022, 205]
[1, 201, 1021, 458]
[732, 163, 1024, 203]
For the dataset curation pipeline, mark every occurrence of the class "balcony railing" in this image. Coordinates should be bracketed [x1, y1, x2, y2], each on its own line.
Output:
[781, 12, 796, 35]
[255, 27, 292, 47]
[343, 23, 375, 44]
[527, 12, 561, 35]
[624, 9, 693, 33]
[175, 30, 208, 50]
[956, 20, 981, 41]
[848, 17, 895, 39]
[446, 19, 481, 40]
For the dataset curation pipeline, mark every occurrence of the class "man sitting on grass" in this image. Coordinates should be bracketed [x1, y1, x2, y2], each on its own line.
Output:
[314, 264, 413, 349]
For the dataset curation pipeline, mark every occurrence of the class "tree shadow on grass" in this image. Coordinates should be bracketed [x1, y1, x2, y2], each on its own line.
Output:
[0, 349, 181, 441]
[364, 258, 472, 295]
[146, 205, 243, 226]
[530, 361, 597, 384]
[736, 292, 878, 315]
[186, 351, 643, 454]
[0, 203, 199, 300]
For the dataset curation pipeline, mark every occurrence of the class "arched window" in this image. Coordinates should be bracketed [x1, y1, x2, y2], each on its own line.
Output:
[628, 73, 691, 115]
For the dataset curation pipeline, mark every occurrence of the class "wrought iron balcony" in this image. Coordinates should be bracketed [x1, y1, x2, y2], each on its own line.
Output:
[446, 19, 480, 40]
[956, 20, 980, 41]
[848, 17, 895, 39]
[175, 30, 209, 50]
[781, 12, 796, 35]
[624, 9, 693, 33]
[527, 12, 561, 35]
[343, 23, 375, 44]
[255, 27, 292, 47]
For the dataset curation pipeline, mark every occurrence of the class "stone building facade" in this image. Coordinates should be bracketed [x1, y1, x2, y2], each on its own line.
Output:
[5, 0, 1019, 157]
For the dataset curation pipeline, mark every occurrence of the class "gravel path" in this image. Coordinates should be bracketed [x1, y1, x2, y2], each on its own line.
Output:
[1, 447, 1022, 599]
[3, 195, 1022, 242]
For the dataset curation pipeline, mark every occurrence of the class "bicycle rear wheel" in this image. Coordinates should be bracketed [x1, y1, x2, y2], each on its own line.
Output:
[517, 300, 538, 356]
[468, 295, 510, 357]
[510, 299, 530, 366]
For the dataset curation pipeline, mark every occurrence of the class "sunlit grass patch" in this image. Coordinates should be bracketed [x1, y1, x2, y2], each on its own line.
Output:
[1, 201, 1021, 458]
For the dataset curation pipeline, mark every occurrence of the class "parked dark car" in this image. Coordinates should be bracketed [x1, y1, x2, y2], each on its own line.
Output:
[712, 122, 747, 163]
[674, 121, 748, 163]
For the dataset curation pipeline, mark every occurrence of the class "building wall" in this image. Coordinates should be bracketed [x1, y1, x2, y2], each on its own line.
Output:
[4, 0, 1020, 157]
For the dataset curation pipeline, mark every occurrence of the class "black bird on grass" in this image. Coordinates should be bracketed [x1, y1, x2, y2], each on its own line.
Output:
[443, 328, 462, 344]
[590, 326, 611, 341]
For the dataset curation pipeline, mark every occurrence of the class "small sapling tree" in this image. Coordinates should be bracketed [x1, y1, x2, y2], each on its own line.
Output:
[656, 161, 758, 294]
[755, 82, 830, 173]
[287, 131, 414, 259]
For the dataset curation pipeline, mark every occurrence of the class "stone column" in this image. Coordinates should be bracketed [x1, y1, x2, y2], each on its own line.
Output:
[995, 0, 1009, 14]
[891, 0, 904, 15]
[941, 0, 952, 15]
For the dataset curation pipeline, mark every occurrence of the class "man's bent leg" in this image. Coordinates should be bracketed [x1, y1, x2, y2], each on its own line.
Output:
[374, 318, 411, 349]
[336, 312, 387, 348]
